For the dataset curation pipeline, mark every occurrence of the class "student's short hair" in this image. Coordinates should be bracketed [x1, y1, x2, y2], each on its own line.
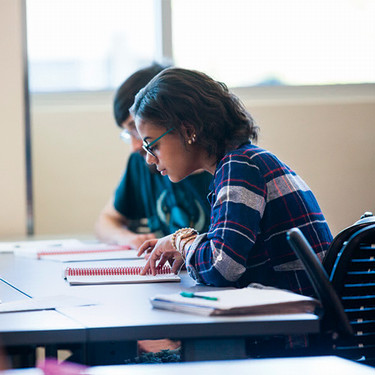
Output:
[113, 63, 167, 127]
[130, 67, 259, 162]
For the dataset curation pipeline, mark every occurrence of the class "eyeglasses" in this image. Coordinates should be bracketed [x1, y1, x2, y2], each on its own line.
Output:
[120, 128, 141, 143]
[142, 128, 174, 158]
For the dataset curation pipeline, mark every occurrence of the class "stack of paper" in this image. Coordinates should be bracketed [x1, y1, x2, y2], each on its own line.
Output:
[150, 286, 320, 316]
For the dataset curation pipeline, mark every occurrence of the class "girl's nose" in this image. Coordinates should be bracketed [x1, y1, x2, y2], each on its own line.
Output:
[145, 152, 157, 165]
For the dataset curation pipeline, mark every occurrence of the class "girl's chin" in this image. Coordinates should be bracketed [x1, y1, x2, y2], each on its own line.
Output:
[168, 166, 203, 182]
[168, 176, 179, 183]
[168, 174, 189, 183]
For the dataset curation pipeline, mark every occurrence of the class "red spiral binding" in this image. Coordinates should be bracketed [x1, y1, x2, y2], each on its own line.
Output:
[65, 265, 172, 277]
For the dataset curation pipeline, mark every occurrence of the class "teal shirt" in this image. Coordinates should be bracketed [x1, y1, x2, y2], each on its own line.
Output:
[114, 152, 212, 236]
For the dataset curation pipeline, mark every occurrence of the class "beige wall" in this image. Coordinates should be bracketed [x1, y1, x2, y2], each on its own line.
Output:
[31, 89, 375, 237]
[0, 0, 28, 238]
[249, 100, 375, 236]
[31, 93, 128, 235]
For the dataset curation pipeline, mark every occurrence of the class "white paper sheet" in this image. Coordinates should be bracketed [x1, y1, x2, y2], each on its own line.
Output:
[0, 295, 97, 313]
[13, 241, 139, 262]
[0, 239, 82, 253]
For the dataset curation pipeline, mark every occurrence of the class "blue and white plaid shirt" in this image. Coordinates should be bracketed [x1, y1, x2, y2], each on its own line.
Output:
[186, 143, 332, 296]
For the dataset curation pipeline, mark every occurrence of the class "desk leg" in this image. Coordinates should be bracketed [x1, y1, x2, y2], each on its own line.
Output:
[45, 345, 58, 359]
[85, 341, 137, 366]
[181, 338, 247, 362]
[6, 346, 36, 368]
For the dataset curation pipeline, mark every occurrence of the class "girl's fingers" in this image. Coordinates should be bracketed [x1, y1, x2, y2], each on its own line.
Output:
[137, 242, 148, 256]
[140, 245, 181, 276]
[171, 257, 184, 274]
[149, 253, 157, 276]
[140, 247, 160, 275]
[140, 257, 152, 275]
[157, 254, 168, 269]
[137, 239, 156, 256]
[149, 247, 162, 276]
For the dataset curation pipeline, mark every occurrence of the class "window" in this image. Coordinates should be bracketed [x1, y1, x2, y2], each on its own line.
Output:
[172, 0, 375, 87]
[27, 0, 375, 92]
[26, 0, 155, 92]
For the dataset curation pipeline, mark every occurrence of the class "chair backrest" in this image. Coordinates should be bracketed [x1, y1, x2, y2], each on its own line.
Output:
[323, 212, 375, 274]
[286, 228, 353, 336]
[287, 225, 375, 366]
[328, 224, 375, 364]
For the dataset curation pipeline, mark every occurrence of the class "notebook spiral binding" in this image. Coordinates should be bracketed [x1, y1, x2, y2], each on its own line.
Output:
[65, 265, 173, 277]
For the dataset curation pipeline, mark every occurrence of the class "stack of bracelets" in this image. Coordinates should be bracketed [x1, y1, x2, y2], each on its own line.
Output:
[171, 227, 198, 260]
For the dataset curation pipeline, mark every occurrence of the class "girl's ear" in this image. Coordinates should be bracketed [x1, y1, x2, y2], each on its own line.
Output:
[181, 121, 196, 142]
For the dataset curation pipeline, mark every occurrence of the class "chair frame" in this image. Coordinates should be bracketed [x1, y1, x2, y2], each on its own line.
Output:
[330, 223, 375, 294]
[286, 228, 352, 336]
[287, 224, 375, 366]
[323, 213, 375, 274]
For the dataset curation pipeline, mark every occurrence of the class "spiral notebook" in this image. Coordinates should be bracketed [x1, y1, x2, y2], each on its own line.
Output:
[13, 242, 138, 262]
[64, 262, 181, 285]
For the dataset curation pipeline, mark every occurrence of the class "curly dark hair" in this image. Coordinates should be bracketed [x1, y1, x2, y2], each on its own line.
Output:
[113, 63, 168, 127]
[130, 67, 259, 162]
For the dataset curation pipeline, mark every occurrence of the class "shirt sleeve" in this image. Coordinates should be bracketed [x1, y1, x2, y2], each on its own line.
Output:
[185, 153, 267, 287]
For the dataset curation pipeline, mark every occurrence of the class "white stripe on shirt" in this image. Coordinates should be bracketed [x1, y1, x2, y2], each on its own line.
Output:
[266, 174, 310, 202]
[214, 185, 266, 216]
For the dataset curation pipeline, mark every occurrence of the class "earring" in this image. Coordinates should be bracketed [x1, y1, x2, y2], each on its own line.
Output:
[187, 133, 196, 145]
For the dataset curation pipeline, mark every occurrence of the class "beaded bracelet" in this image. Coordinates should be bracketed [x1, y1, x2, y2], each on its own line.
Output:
[179, 235, 196, 259]
[171, 227, 198, 259]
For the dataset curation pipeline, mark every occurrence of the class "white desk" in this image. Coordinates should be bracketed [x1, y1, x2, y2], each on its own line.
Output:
[0, 253, 320, 365]
[1, 356, 374, 375]
[89, 356, 375, 374]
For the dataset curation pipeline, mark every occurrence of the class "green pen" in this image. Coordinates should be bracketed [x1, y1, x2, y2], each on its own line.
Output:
[180, 291, 218, 301]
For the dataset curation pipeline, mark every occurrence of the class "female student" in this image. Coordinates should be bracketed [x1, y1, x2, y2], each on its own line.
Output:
[132, 67, 333, 296]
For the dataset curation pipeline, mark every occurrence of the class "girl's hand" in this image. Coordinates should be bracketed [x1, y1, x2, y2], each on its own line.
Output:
[137, 235, 184, 275]
[127, 233, 156, 250]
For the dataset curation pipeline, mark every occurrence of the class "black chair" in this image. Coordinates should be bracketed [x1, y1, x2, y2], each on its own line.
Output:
[323, 212, 375, 274]
[286, 228, 352, 337]
[286, 224, 375, 366]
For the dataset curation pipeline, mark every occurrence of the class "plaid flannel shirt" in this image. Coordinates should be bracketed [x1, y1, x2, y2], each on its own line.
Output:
[186, 143, 332, 296]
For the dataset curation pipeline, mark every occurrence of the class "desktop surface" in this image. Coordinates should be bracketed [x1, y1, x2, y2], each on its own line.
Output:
[0, 250, 320, 363]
